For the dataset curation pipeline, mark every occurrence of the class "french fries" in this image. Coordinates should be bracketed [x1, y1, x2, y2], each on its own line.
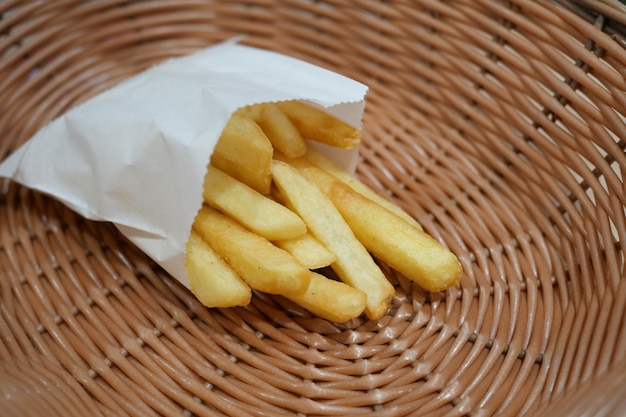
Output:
[276, 100, 361, 149]
[211, 115, 273, 194]
[186, 100, 462, 322]
[185, 231, 252, 307]
[240, 102, 308, 158]
[288, 158, 462, 292]
[331, 183, 462, 292]
[271, 159, 395, 320]
[203, 165, 306, 241]
[193, 205, 310, 296]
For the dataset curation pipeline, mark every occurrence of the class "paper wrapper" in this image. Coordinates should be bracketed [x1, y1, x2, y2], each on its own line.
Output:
[0, 39, 368, 289]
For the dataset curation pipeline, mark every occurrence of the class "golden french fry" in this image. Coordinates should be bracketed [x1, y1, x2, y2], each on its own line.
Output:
[209, 154, 271, 196]
[304, 146, 423, 230]
[185, 231, 252, 308]
[276, 100, 361, 149]
[203, 165, 306, 241]
[294, 161, 462, 292]
[211, 115, 273, 194]
[274, 232, 336, 270]
[193, 205, 311, 296]
[234, 102, 307, 158]
[255, 102, 307, 158]
[271, 159, 394, 320]
[284, 271, 367, 323]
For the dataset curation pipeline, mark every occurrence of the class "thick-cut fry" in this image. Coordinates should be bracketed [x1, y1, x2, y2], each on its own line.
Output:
[274, 232, 336, 270]
[193, 205, 311, 296]
[203, 165, 306, 241]
[234, 102, 307, 158]
[284, 271, 367, 323]
[255, 103, 307, 158]
[330, 182, 462, 291]
[209, 154, 270, 197]
[304, 147, 423, 230]
[185, 231, 251, 308]
[276, 100, 361, 149]
[211, 115, 273, 194]
[293, 161, 463, 292]
[271, 160, 394, 320]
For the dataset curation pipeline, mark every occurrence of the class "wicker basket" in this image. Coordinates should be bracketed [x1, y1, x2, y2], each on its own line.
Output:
[1, 1, 625, 416]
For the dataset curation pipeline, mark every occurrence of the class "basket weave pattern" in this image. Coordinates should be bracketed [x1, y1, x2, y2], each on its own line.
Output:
[1, 1, 626, 416]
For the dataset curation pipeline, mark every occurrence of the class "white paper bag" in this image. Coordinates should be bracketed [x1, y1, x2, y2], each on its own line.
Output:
[0, 40, 368, 288]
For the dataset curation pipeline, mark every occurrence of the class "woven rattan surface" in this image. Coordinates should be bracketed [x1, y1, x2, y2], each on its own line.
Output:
[1, 1, 626, 416]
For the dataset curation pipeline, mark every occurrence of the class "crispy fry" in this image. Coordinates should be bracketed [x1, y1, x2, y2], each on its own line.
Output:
[274, 232, 336, 270]
[276, 100, 361, 149]
[203, 165, 306, 241]
[234, 102, 308, 158]
[185, 231, 251, 307]
[292, 160, 462, 292]
[211, 115, 273, 194]
[271, 159, 394, 320]
[329, 181, 462, 291]
[193, 205, 311, 296]
[284, 271, 366, 322]
[255, 102, 307, 158]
